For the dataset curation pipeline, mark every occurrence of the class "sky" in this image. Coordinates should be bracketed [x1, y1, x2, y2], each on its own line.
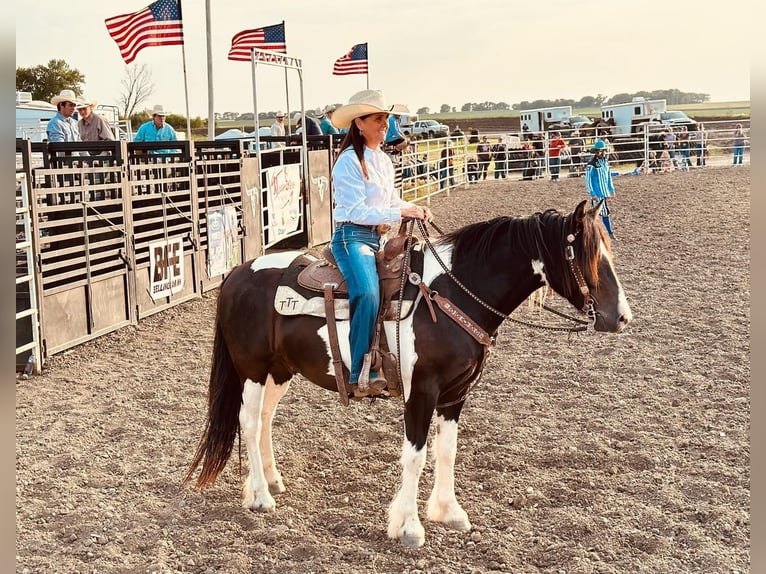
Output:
[15, 0, 752, 120]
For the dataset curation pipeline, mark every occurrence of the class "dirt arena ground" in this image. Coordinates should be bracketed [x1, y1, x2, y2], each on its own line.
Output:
[16, 166, 750, 574]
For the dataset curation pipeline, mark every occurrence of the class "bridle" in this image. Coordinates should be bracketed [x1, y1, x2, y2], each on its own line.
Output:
[389, 217, 596, 408]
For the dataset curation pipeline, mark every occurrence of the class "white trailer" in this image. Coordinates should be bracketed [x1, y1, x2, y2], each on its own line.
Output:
[16, 91, 58, 142]
[600, 97, 666, 137]
[518, 106, 573, 133]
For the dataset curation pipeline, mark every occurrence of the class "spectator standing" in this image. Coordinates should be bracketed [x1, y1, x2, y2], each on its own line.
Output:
[568, 130, 585, 175]
[733, 123, 746, 165]
[133, 105, 177, 146]
[270, 111, 286, 147]
[293, 112, 322, 136]
[476, 136, 492, 180]
[548, 131, 566, 181]
[694, 123, 708, 167]
[664, 127, 677, 168]
[439, 142, 455, 189]
[585, 139, 616, 240]
[492, 137, 508, 179]
[677, 126, 691, 171]
[76, 97, 115, 142]
[466, 156, 479, 183]
[46, 89, 83, 142]
[319, 105, 339, 135]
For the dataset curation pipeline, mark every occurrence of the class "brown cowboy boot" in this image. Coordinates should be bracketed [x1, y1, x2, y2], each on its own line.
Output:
[354, 374, 388, 398]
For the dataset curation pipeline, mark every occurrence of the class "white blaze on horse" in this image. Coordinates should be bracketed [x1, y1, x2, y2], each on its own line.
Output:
[184, 200, 632, 548]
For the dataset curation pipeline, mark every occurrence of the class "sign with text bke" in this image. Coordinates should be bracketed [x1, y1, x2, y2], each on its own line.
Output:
[149, 237, 185, 301]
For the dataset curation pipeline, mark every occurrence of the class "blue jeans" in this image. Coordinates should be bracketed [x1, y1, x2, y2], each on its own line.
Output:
[733, 146, 744, 164]
[549, 156, 561, 180]
[330, 224, 381, 384]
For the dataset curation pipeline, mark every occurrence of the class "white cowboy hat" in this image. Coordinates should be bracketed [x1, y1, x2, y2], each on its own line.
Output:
[292, 112, 302, 124]
[320, 104, 336, 117]
[50, 89, 83, 106]
[151, 104, 168, 116]
[331, 89, 409, 129]
[275, 110, 285, 118]
[75, 96, 97, 109]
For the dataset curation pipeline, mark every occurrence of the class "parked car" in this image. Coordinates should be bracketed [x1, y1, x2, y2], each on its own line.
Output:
[401, 119, 450, 138]
[658, 110, 697, 129]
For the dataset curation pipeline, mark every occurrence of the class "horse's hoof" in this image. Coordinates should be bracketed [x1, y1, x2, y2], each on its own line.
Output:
[445, 518, 472, 531]
[243, 493, 276, 513]
[400, 533, 425, 548]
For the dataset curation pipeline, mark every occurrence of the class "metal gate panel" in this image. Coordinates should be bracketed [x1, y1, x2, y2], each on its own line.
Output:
[30, 147, 134, 357]
[306, 149, 333, 247]
[194, 140, 246, 292]
[126, 144, 200, 319]
[240, 156, 264, 261]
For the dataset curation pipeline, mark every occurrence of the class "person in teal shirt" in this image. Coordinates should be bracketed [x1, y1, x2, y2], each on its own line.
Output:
[585, 139, 616, 240]
[319, 105, 339, 135]
[134, 105, 177, 153]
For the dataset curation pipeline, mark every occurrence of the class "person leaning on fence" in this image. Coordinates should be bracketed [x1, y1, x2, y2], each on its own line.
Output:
[585, 139, 616, 241]
[329, 89, 433, 398]
[76, 97, 115, 142]
[677, 126, 691, 171]
[733, 123, 747, 165]
[133, 105, 177, 152]
[47, 89, 84, 143]
[476, 136, 492, 180]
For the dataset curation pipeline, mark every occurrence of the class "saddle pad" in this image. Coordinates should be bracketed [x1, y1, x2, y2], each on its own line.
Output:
[275, 285, 350, 319]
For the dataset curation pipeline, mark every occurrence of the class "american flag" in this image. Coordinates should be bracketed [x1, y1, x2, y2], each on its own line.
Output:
[105, 0, 184, 65]
[228, 23, 287, 62]
[333, 43, 368, 76]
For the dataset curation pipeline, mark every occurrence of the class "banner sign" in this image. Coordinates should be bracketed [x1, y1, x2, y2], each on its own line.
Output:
[207, 206, 240, 277]
[149, 237, 184, 301]
[265, 163, 301, 239]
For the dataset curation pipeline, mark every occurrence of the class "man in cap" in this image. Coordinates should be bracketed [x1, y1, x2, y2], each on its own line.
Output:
[319, 105, 339, 135]
[47, 89, 83, 142]
[270, 111, 286, 147]
[292, 112, 322, 136]
[133, 105, 177, 147]
[76, 97, 115, 142]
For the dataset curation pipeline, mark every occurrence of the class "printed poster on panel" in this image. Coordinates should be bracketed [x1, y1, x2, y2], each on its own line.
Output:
[265, 163, 301, 239]
[207, 206, 240, 277]
[149, 237, 184, 301]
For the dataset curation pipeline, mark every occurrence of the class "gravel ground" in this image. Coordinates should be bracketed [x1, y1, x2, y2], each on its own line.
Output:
[16, 165, 750, 574]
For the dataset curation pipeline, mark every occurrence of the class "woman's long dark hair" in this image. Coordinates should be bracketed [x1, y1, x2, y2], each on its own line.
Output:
[337, 115, 371, 179]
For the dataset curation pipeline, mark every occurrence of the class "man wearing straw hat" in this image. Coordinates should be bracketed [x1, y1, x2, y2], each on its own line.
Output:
[76, 97, 115, 142]
[47, 89, 84, 143]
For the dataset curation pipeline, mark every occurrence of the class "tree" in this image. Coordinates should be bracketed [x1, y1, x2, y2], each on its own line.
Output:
[417, 106, 430, 115]
[16, 59, 86, 101]
[440, 104, 451, 113]
[119, 63, 154, 119]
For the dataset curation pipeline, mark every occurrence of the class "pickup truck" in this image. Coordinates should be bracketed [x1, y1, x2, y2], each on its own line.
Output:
[401, 119, 449, 138]
[658, 110, 697, 129]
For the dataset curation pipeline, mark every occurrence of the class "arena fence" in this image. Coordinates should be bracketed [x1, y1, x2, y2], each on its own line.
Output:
[14, 134, 460, 370]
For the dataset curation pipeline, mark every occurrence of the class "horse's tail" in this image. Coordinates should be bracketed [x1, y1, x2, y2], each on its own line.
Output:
[183, 316, 241, 489]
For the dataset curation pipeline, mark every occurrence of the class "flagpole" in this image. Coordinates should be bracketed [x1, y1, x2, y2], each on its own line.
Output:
[205, 0, 215, 140]
[282, 21, 291, 136]
[366, 43, 370, 90]
[178, 0, 192, 138]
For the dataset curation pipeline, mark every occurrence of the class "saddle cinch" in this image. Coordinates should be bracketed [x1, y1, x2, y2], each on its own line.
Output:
[296, 225, 420, 405]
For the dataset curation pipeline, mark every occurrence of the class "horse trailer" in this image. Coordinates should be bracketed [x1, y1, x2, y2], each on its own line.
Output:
[601, 97, 666, 137]
[519, 106, 573, 133]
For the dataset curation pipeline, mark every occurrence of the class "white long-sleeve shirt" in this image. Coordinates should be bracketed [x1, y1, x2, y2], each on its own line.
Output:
[332, 146, 413, 225]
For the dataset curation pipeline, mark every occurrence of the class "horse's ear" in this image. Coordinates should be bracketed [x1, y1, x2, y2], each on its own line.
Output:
[574, 199, 589, 223]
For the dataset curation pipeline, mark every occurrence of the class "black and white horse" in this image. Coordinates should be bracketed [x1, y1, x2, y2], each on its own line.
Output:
[184, 200, 632, 547]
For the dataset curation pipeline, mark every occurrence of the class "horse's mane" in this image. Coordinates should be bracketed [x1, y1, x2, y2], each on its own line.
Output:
[436, 208, 608, 298]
